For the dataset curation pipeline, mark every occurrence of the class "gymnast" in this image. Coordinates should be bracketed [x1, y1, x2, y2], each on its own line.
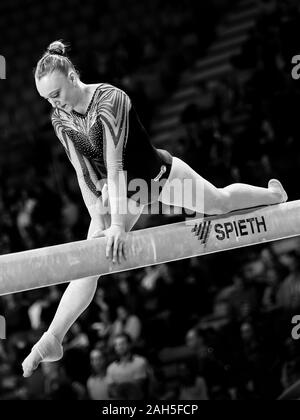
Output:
[22, 40, 287, 377]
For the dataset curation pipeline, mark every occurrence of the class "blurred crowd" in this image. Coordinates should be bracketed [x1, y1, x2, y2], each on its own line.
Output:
[1, 0, 300, 400]
[174, 0, 300, 199]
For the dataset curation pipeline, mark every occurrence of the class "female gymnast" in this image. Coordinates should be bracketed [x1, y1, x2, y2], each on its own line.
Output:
[22, 40, 287, 377]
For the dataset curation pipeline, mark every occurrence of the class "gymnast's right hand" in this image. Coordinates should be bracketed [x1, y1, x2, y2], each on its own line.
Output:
[91, 224, 127, 265]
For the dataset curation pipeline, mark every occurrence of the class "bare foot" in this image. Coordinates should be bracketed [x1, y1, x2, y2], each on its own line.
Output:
[22, 332, 63, 378]
[268, 179, 288, 203]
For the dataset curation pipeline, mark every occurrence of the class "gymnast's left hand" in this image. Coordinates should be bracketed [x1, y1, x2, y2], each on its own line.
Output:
[91, 224, 128, 265]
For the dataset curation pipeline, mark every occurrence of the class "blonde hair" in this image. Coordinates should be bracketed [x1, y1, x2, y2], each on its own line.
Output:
[34, 40, 79, 80]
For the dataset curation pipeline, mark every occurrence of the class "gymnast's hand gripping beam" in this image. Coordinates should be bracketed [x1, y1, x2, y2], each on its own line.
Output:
[0, 200, 299, 296]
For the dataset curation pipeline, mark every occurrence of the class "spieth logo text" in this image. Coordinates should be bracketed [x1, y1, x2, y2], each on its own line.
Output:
[191, 216, 267, 244]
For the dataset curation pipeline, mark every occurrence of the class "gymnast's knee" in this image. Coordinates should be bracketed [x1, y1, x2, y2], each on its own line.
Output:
[213, 188, 233, 214]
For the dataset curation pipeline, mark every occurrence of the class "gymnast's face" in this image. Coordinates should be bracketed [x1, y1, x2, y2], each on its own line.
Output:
[35, 70, 79, 112]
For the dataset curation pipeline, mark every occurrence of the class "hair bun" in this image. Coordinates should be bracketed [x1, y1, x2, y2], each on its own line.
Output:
[47, 40, 66, 56]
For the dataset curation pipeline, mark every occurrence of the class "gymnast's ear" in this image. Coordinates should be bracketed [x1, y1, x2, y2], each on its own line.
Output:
[68, 70, 78, 85]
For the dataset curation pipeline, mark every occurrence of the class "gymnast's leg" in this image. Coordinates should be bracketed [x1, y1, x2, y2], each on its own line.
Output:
[158, 156, 287, 215]
[22, 200, 144, 377]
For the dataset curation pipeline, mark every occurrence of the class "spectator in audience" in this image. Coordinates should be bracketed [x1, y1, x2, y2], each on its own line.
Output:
[262, 267, 283, 309]
[280, 338, 300, 394]
[177, 361, 209, 400]
[87, 348, 110, 400]
[185, 327, 225, 388]
[106, 333, 152, 399]
[226, 268, 263, 323]
[91, 308, 113, 343]
[276, 251, 300, 312]
[111, 305, 142, 345]
[42, 361, 87, 400]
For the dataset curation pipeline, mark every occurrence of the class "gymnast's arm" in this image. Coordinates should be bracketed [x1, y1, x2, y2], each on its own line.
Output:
[51, 115, 109, 230]
[98, 86, 130, 229]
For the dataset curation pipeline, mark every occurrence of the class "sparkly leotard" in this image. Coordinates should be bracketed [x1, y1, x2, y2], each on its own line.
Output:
[51, 83, 173, 218]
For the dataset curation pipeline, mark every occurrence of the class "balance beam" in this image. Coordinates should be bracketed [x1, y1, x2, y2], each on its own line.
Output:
[0, 200, 300, 296]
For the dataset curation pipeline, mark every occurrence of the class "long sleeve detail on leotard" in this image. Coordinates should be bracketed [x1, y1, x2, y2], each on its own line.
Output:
[51, 112, 104, 220]
[97, 87, 131, 226]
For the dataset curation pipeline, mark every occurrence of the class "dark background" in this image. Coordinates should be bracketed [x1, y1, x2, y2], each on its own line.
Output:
[1, 0, 300, 400]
